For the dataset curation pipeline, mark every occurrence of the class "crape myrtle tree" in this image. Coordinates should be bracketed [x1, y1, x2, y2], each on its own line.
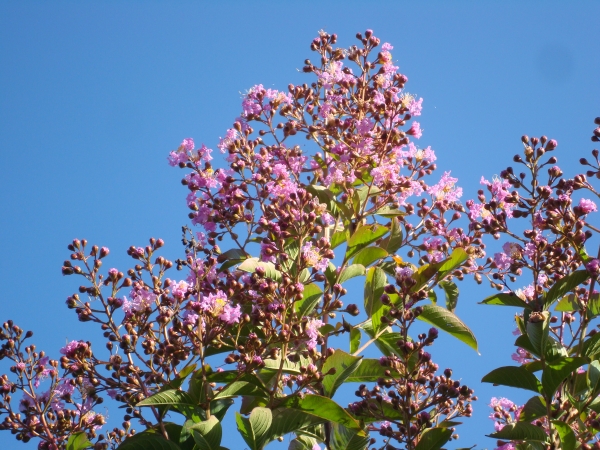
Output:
[0, 29, 599, 450]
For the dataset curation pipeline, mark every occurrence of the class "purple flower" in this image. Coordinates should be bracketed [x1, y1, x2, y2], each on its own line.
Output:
[586, 259, 600, 276]
[407, 121, 422, 139]
[60, 341, 83, 359]
[219, 304, 241, 325]
[305, 318, 323, 350]
[579, 198, 597, 214]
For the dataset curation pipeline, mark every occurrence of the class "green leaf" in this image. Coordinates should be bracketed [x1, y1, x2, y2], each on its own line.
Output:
[588, 293, 600, 319]
[439, 280, 459, 312]
[364, 267, 388, 334]
[190, 416, 222, 450]
[589, 361, 600, 396]
[554, 294, 580, 312]
[330, 423, 370, 450]
[235, 407, 272, 450]
[138, 389, 197, 408]
[346, 359, 390, 382]
[66, 432, 92, 450]
[551, 421, 576, 450]
[278, 394, 364, 433]
[543, 270, 590, 310]
[416, 304, 478, 352]
[381, 217, 403, 253]
[350, 328, 361, 354]
[414, 427, 452, 450]
[331, 230, 347, 250]
[359, 321, 404, 357]
[542, 357, 588, 398]
[488, 422, 548, 441]
[480, 293, 530, 308]
[352, 246, 388, 267]
[515, 335, 539, 358]
[481, 366, 541, 393]
[306, 184, 351, 220]
[289, 435, 319, 450]
[338, 264, 366, 284]
[583, 333, 600, 359]
[346, 224, 389, 259]
[218, 248, 249, 270]
[410, 263, 441, 292]
[117, 429, 182, 450]
[238, 258, 282, 281]
[295, 283, 322, 317]
[436, 248, 468, 281]
[214, 381, 269, 400]
[322, 350, 363, 397]
[518, 396, 547, 422]
[526, 311, 550, 354]
[372, 205, 405, 217]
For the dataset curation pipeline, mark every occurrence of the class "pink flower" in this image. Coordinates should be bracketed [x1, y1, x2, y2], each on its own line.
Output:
[219, 304, 241, 325]
[181, 138, 194, 151]
[427, 171, 462, 202]
[408, 98, 423, 116]
[407, 121, 422, 139]
[305, 318, 323, 350]
[302, 242, 329, 272]
[579, 198, 597, 214]
[170, 280, 189, 299]
[511, 347, 530, 364]
[60, 341, 83, 359]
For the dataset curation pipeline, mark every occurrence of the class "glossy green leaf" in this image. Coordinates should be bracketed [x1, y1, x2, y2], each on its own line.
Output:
[589, 361, 600, 396]
[338, 264, 366, 284]
[238, 258, 281, 281]
[518, 396, 547, 422]
[190, 416, 222, 450]
[138, 389, 197, 408]
[322, 350, 362, 397]
[66, 432, 93, 450]
[584, 333, 600, 359]
[289, 436, 319, 450]
[480, 293, 529, 308]
[416, 304, 478, 352]
[364, 267, 388, 334]
[543, 270, 590, 310]
[295, 283, 322, 317]
[235, 407, 272, 450]
[352, 247, 388, 267]
[554, 294, 580, 312]
[331, 230, 347, 250]
[218, 248, 249, 270]
[306, 184, 351, 220]
[346, 359, 391, 382]
[214, 381, 269, 400]
[488, 422, 548, 441]
[350, 328, 361, 355]
[588, 293, 600, 319]
[359, 321, 403, 357]
[551, 421, 576, 450]
[330, 423, 370, 450]
[381, 217, 403, 253]
[526, 311, 550, 354]
[482, 366, 540, 393]
[515, 335, 539, 358]
[414, 427, 452, 450]
[346, 224, 389, 259]
[279, 394, 363, 432]
[436, 247, 468, 281]
[439, 280, 459, 312]
[117, 429, 182, 450]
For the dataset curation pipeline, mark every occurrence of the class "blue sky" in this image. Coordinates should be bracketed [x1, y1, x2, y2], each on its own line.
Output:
[1, 1, 599, 448]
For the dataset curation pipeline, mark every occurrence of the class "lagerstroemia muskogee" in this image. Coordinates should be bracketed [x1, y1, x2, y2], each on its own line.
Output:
[1, 29, 600, 450]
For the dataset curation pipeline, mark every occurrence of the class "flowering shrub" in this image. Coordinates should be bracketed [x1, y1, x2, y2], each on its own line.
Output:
[0, 29, 599, 450]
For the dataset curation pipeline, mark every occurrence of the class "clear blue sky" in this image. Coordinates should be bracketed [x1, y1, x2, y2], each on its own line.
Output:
[1, 2, 599, 448]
